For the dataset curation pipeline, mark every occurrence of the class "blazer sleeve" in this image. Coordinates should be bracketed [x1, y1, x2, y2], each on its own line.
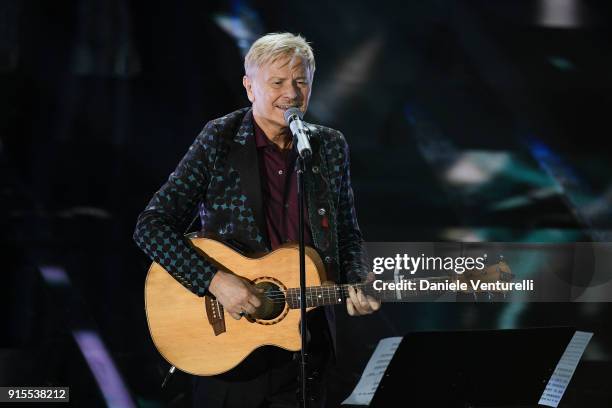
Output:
[335, 133, 369, 284]
[133, 121, 219, 296]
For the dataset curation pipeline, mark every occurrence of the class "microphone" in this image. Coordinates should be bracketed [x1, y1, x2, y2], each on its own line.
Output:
[283, 107, 312, 159]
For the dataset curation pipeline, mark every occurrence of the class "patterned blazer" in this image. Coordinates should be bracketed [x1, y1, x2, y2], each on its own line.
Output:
[133, 107, 367, 297]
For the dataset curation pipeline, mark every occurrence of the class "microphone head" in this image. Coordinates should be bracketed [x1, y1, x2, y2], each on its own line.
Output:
[283, 107, 303, 124]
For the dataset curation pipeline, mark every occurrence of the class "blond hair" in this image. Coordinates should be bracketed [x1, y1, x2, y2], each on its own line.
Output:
[244, 32, 315, 77]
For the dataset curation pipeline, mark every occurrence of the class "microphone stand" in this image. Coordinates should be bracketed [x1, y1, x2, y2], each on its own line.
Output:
[296, 150, 309, 408]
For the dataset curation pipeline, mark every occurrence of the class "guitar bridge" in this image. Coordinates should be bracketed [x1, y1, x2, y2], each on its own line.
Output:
[205, 296, 226, 336]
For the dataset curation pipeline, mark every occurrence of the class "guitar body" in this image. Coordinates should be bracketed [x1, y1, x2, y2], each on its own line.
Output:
[144, 237, 326, 376]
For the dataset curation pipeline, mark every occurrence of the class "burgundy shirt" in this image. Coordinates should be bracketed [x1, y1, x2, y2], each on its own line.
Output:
[254, 120, 313, 250]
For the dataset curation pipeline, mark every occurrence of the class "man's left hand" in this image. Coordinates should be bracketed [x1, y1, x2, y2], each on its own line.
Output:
[346, 273, 381, 316]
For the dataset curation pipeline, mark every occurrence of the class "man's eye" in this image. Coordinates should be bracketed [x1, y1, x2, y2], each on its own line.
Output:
[272, 81, 282, 85]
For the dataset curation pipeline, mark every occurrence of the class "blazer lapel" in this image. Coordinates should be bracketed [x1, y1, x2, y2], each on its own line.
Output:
[226, 109, 269, 248]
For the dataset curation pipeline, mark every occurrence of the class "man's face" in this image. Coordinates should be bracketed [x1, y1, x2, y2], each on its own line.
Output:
[243, 55, 313, 131]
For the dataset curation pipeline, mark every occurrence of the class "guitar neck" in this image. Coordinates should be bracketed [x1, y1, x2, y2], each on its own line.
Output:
[285, 276, 454, 308]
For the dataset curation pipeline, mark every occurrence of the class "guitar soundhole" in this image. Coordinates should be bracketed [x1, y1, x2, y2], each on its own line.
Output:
[253, 279, 288, 324]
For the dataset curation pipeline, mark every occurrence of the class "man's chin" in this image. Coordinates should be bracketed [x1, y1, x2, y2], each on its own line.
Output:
[253, 112, 288, 130]
[274, 109, 294, 124]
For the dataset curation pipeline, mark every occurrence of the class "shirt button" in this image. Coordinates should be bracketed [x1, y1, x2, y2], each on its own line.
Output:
[318, 208, 326, 216]
[324, 256, 333, 264]
[284, 203, 289, 209]
[278, 170, 284, 175]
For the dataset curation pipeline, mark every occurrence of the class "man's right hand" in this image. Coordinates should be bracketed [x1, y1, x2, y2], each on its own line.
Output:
[208, 270, 262, 320]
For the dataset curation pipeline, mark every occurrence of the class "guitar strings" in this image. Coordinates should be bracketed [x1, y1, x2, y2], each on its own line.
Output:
[257, 282, 445, 304]
[260, 285, 368, 298]
[258, 284, 376, 304]
[257, 276, 453, 301]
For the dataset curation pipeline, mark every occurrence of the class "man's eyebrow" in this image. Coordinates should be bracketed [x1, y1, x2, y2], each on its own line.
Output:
[267, 75, 309, 81]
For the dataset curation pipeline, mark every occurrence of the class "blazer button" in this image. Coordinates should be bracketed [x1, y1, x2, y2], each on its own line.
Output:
[324, 256, 333, 264]
[312, 166, 320, 174]
[318, 208, 326, 216]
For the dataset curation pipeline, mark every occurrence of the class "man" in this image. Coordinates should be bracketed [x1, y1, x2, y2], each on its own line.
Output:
[134, 32, 380, 407]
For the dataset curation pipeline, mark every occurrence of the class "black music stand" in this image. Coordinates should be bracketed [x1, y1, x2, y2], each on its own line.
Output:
[369, 327, 576, 408]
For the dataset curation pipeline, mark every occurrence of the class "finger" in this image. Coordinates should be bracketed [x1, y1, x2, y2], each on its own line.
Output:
[230, 312, 242, 320]
[346, 298, 356, 316]
[242, 303, 256, 315]
[356, 288, 368, 304]
[348, 285, 359, 304]
[356, 289, 371, 314]
[248, 292, 262, 308]
[347, 286, 361, 314]
[349, 287, 366, 314]
[367, 295, 381, 311]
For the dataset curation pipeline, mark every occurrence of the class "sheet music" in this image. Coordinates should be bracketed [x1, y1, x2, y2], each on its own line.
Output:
[342, 337, 402, 406]
[538, 331, 593, 407]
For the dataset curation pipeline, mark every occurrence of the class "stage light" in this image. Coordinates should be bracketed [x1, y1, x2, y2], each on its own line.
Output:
[537, 0, 585, 28]
[72, 330, 136, 408]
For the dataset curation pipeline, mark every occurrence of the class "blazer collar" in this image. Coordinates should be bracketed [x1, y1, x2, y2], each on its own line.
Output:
[233, 108, 253, 145]
[226, 108, 269, 249]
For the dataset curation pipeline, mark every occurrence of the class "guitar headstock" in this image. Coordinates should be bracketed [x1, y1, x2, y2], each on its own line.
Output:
[458, 257, 514, 292]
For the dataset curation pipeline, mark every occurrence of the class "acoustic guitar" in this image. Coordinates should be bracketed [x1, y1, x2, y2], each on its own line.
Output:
[144, 236, 512, 376]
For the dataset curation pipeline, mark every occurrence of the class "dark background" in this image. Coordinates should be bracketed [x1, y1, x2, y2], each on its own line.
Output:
[2, 0, 612, 406]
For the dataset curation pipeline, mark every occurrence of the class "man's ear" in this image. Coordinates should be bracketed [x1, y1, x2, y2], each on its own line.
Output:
[243, 75, 254, 103]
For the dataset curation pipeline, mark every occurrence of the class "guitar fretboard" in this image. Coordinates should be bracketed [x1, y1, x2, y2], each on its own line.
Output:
[284, 276, 455, 308]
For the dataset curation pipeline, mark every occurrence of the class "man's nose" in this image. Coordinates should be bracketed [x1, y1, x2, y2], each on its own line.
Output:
[283, 82, 300, 99]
